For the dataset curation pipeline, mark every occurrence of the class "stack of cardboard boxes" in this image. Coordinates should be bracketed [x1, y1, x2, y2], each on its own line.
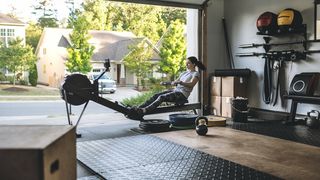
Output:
[210, 76, 248, 117]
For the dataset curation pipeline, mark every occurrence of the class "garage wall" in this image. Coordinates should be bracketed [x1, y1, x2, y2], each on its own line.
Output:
[206, 0, 226, 74]
[206, 0, 319, 115]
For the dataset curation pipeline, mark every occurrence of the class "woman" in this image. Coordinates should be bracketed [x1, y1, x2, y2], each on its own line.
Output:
[132, 56, 206, 118]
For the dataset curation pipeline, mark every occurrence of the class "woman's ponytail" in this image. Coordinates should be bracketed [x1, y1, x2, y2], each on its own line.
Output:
[188, 56, 206, 71]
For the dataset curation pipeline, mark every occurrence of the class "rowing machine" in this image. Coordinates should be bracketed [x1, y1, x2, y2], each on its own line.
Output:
[60, 60, 201, 126]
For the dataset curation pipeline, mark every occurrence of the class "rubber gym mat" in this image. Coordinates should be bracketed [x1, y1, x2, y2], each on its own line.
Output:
[77, 135, 280, 180]
[77, 176, 102, 180]
[227, 121, 320, 147]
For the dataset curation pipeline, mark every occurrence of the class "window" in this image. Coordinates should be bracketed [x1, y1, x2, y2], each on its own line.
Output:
[0, 29, 5, 36]
[43, 64, 46, 74]
[0, 28, 16, 47]
[0, 29, 15, 37]
[7, 29, 14, 37]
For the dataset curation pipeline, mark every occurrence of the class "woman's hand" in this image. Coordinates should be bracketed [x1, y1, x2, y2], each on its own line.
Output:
[172, 81, 182, 85]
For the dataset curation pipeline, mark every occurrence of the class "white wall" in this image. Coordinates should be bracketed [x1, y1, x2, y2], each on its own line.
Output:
[187, 9, 199, 103]
[221, 0, 319, 114]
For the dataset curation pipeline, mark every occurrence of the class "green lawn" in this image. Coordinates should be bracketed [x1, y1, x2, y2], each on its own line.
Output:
[0, 84, 60, 100]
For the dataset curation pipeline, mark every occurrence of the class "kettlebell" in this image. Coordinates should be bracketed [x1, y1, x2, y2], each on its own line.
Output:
[306, 110, 320, 129]
[195, 116, 208, 136]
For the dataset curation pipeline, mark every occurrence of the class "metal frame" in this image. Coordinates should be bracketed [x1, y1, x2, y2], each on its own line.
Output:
[315, 0, 320, 40]
[106, 0, 209, 115]
[107, 0, 209, 10]
[284, 95, 320, 124]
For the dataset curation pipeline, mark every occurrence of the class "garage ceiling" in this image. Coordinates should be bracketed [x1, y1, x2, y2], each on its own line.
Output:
[109, 0, 209, 9]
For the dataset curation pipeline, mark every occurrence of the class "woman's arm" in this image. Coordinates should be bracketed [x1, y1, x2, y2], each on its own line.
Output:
[178, 76, 199, 88]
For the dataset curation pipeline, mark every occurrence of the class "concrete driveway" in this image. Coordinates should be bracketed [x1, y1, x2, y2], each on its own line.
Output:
[101, 86, 142, 102]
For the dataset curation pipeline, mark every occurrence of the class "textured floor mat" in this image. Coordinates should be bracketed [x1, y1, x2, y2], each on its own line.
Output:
[77, 135, 280, 180]
[228, 120, 320, 147]
[77, 176, 102, 180]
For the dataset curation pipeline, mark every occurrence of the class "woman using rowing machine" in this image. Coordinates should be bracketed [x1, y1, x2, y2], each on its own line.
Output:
[132, 56, 206, 118]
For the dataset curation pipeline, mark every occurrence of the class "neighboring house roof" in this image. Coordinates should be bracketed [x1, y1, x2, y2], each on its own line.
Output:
[0, 13, 25, 26]
[36, 28, 160, 62]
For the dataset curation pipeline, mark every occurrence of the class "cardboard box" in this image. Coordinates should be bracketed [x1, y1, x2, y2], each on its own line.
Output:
[0, 125, 76, 180]
[222, 77, 248, 97]
[210, 76, 222, 96]
[222, 96, 233, 117]
[210, 96, 221, 116]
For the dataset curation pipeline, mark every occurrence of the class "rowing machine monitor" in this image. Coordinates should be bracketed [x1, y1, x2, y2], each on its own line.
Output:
[104, 58, 110, 71]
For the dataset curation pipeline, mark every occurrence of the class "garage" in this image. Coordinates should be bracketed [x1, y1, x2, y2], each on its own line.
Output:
[1, 0, 320, 179]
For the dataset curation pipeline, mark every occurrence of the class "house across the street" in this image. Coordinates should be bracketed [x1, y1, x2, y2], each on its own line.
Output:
[36, 28, 161, 88]
[0, 13, 26, 76]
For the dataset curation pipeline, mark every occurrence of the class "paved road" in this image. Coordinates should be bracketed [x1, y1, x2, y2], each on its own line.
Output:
[0, 100, 115, 117]
[0, 87, 141, 118]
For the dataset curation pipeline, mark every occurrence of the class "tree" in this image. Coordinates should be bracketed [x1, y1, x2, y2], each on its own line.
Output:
[26, 22, 43, 52]
[78, 2, 167, 43]
[32, 0, 58, 28]
[66, 15, 94, 74]
[65, 0, 77, 28]
[123, 40, 153, 89]
[0, 38, 36, 85]
[159, 20, 186, 80]
[160, 7, 186, 27]
[81, 0, 108, 30]
[112, 3, 166, 43]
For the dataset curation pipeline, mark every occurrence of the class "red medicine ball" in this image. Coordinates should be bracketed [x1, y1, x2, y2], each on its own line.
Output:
[256, 11, 278, 34]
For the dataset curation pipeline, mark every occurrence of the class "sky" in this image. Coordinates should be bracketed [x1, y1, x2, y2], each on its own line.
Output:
[0, 0, 82, 22]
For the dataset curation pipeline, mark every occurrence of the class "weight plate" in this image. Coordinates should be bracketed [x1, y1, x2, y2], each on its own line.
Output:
[139, 119, 171, 132]
[169, 113, 198, 126]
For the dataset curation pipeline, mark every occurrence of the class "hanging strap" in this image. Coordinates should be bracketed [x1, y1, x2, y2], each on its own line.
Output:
[263, 57, 272, 104]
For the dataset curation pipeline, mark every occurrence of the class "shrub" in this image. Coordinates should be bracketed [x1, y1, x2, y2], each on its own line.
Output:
[121, 91, 155, 107]
[29, 64, 38, 86]
[6, 76, 14, 84]
[0, 72, 5, 81]
[121, 87, 165, 107]
[19, 79, 28, 85]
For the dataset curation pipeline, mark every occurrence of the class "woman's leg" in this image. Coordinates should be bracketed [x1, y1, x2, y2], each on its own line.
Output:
[138, 90, 172, 108]
[144, 91, 186, 113]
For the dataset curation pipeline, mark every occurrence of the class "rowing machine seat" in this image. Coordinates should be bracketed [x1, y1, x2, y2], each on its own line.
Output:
[175, 98, 188, 106]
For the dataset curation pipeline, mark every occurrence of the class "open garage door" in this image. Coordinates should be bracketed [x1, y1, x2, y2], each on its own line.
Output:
[109, 0, 209, 9]
[109, 0, 210, 114]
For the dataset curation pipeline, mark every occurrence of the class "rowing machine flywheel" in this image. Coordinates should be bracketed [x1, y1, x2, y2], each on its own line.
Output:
[60, 73, 92, 106]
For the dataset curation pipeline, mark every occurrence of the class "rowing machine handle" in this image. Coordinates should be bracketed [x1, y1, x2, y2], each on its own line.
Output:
[160, 81, 172, 86]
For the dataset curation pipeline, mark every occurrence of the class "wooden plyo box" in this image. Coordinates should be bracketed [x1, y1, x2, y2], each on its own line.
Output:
[0, 125, 76, 180]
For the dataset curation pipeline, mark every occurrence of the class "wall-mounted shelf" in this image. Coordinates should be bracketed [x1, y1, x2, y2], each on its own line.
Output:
[256, 24, 306, 37]
[257, 24, 307, 51]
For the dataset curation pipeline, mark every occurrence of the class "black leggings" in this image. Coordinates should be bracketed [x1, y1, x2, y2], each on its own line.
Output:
[139, 90, 187, 113]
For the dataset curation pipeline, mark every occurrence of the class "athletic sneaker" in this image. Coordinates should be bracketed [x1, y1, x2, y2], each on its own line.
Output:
[126, 107, 144, 121]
